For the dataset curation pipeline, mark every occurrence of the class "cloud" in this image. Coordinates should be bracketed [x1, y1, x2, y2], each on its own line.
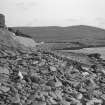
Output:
[96, 18, 105, 24]
[26, 18, 38, 26]
[66, 18, 87, 25]
[94, 18, 105, 28]
[16, 1, 38, 10]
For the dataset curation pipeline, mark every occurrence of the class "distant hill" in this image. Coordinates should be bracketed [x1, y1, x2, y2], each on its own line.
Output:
[11, 25, 105, 44]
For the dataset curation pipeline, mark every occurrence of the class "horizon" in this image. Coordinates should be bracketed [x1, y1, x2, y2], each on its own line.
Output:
[9, 25, 105, 30]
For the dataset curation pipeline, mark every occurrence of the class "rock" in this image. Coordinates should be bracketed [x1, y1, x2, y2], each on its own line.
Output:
[0, 74, 9, 83]
[21, 71, 27, 75]
[55, 81, 62, 87]
[86, 98, 102, 105]
[93, 90, 102, 97]
[60, 61, 67, 67]
[49, 91, 57, 99]
[49, 66, 57, 72]
[46, 80, 55, 87]
[60, 100, 70, 105]
[38, 59, 46, 66]
[20, 80, 26, 84]
[32, 61, 39, 65]
[22, 61, 27, 66]
[12, 93, 20, 103]
[101, 94, 105, 100]
[55, 79, 62, 87]
[0, 85, 10, 92]
[17, 83, 23, 89]
[82, 72, 89, 76]
[0, 90, 2, 94]
[0, 101, 5, 105]
[49, 97, 57, 104]
[5, 50, 16, 56]
[76, 93, 83, 100]
[20, 99, 25, 104]
[30, 76, 45, 84]
[55, 90, 63, 100]
[18, 71, 23, 79]
[42, 85, 51, 91]
[79, 88, 87, 92]
[0, 67, 9, 75]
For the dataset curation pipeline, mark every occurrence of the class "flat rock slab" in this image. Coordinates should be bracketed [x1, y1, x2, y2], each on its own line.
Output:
[0, 67, 9, 74]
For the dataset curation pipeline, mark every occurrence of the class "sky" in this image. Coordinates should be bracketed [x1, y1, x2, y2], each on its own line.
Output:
[0, 0, 105, 28]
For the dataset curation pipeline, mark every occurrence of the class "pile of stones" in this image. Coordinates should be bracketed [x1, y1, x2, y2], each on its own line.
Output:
[0, 48, 105, 105]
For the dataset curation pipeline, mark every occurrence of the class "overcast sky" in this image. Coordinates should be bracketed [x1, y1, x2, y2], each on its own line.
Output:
[0, 0, 105, 28]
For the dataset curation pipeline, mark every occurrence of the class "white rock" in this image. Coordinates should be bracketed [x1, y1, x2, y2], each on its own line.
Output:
[77, 93, 83, 100]
[101, 69, 105, 74]
[82, 72, 89, 76]
[82, 66, 89, 71]
[33, 61, 39, 64]
[49, 66, 57, 71]
[55, 80, 62, 87]
[69, 65, 74, 70]
[18, 71, 23, 79]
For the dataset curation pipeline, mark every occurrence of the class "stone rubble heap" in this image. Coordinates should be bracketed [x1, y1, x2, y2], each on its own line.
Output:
[0, 48, 105, 105]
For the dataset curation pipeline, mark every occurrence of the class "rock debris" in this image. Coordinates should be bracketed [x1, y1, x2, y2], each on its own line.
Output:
[0, 48, 104, 105]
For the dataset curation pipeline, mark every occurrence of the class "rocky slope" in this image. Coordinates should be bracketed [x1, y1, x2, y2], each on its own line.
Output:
[0, 28, 39, 53]
[0, 45, 105, 105]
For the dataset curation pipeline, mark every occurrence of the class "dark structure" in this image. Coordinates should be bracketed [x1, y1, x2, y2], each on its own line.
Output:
[87, 53, 101, 59]
[0, 14, 5, 28]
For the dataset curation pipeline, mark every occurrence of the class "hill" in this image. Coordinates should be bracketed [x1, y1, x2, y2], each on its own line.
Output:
[11, 25, 105, 46]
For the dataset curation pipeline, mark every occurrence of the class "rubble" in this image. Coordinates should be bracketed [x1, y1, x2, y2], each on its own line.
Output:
[0, 47, 105, 105]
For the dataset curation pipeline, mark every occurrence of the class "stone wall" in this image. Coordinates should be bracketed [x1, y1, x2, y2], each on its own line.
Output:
[0, 14, 5, 28]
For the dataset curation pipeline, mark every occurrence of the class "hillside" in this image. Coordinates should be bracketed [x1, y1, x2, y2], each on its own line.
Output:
[0, 28, 25, 52]
[0, 28, 40, 57]
[11, 25, 105, 45]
